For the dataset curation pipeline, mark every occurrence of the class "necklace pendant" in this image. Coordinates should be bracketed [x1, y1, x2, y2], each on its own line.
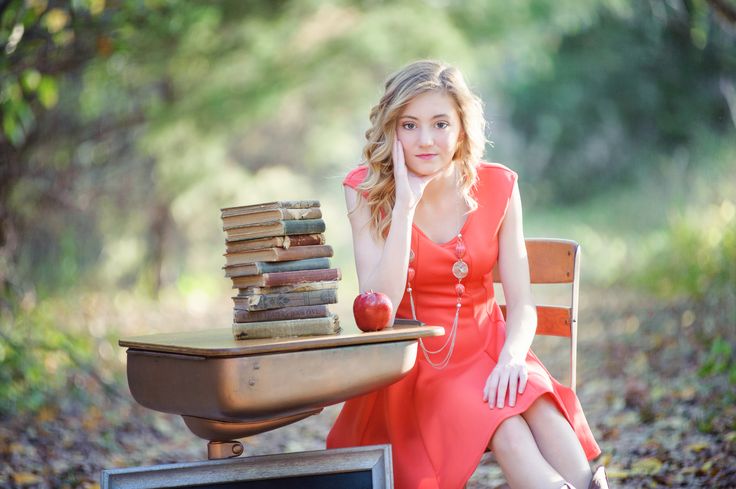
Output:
[454, 240, 466, 259]
[455, 283, 465, 297]
[452, 259, 468, 279]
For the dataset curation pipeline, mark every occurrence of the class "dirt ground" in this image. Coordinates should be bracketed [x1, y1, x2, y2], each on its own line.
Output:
[0, 288, 734, 488]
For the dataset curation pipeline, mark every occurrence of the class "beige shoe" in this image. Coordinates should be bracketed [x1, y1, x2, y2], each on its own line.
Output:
[588, 466, 609, 489]
[494, 483, 575, 489]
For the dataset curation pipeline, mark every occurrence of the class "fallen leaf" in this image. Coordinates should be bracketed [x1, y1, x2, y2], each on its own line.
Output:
[631, 457, 664, 476]
[82, 405, 103, 431]
[686, 442, 710, 453]
[11, 472, 42, 486]
[36, 406, 57, 423]
[605, 467, 630, 479]
[8, 442, 31, 456]
[598, 453, 613, 467]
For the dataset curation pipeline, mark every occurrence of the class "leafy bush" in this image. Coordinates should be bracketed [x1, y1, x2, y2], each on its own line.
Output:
[635, 200, 736, 301]
[699, 337, 736, 385]
[0, 293, 97, 417]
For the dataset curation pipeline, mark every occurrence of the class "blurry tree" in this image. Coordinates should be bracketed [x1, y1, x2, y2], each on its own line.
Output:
[496, 0, 736, 202]
[1, 0, 735, 418]
[1, 0, 735, 298]
[1, 0, 477, 300]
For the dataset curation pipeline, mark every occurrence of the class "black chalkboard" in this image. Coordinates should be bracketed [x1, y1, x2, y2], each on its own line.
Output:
[102, 445, 392, 489]
[161, 471, 373, 489]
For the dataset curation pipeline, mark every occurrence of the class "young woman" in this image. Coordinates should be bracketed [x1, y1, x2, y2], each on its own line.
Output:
[326, 60, 609, 489]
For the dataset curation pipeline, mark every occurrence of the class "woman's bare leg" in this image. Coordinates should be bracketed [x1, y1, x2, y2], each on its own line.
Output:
[489, 415, 570, 489]
[521, 396, 593, 489]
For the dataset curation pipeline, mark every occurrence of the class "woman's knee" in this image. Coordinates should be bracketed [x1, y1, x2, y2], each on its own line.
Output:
[523, 395, 564, 426]
[488, 415, 531, 455]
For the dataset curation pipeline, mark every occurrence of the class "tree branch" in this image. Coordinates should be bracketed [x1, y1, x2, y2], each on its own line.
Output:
[706, 0, 736, 24]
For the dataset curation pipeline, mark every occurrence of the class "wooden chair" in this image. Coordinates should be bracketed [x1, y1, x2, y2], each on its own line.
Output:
[492, 238, 581, 391]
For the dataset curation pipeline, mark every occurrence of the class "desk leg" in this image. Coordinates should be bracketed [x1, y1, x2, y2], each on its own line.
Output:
[208, 440, 244, 459]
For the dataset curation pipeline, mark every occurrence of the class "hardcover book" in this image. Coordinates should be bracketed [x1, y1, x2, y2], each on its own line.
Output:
[223, 207, 322, 230]
[222, 200, 321, 218]
[234, 287, 339, 311]
[232, 314, 341, 340]
[225, 219, 325, 242]
[233, 304, 330, 323]
[230, 268, 341, 289]
[224, 245, 333, 267]
[225, 234, 325, 253]
[236, 280, 339, 297]
[225, 257, 331, 278]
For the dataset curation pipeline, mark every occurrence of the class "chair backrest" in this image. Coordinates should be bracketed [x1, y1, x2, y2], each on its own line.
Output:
[492, 238, 581, 391]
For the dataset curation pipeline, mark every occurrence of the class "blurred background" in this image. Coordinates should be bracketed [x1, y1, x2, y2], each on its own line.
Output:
[1, 0, 735, 487]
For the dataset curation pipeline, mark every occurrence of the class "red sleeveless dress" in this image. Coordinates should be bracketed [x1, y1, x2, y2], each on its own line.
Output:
[327, 162, 600, 489]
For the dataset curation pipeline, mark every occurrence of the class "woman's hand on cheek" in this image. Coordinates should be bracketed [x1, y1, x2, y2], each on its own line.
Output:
[393, 139, 437, 211]
[482, 352, 528, 409]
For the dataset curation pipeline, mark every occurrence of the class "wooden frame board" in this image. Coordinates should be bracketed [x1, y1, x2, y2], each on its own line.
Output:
[101, 444, 393, 489]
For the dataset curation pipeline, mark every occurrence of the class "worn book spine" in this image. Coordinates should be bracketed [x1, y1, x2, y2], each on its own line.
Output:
[257, 256, 330, 273]
[233, 304, 330, 323]
[225, 257, 331, 278]
[280, 218, 326, 236]
[224, 244, 333, 266]
[235, 288, 339, 311]
[222, 207, 322, 230]
[284, 234, 325, 248]
[225, 235, 288, 253]
[221, 200, 321, 218]
[236, 280, 339, 297]
[267, 243, 333, 262]
[224, 234, 325, 253]
[225, 219, 326, 242]
[232, 314, 340, 340]
[230, 268, 341, 289]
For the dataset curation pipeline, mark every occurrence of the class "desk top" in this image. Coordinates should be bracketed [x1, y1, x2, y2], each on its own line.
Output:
[119, 321, 445, 358]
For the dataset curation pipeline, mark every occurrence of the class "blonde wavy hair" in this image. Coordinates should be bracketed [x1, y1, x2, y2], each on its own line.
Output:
[355, 60, 487, 240]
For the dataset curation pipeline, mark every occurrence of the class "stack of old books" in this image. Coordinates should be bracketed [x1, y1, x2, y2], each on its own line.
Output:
[222, 200, 341, 340]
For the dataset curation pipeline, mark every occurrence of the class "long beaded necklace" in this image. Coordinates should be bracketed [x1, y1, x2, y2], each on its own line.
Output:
[406, 193, 468, 370]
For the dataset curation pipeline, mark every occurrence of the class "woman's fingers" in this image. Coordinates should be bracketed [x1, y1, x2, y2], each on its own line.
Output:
[395, 139, 405, 166]
[483, 370, 499, 408]
[484, 364, 528, 409]
[393, 139, 416, 206]
[392, 140, 403, 177]
[518, 367, 528, 394]
[508, 369, 518, 408]
[496, 367, 509, 408]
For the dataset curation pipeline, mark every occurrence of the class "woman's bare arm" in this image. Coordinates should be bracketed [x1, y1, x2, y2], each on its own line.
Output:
[497, 180, 537, 358]
[483, 180, 536, 409]
[345, 187, 413, 315]
[346, 140, 438, 319]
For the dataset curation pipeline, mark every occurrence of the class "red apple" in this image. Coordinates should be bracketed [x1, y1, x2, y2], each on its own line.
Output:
[353, 290, 393, 332]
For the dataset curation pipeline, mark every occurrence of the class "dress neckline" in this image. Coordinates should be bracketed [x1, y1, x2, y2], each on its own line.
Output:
[411, 181, 478, 247]
[412, 209, 474, 247]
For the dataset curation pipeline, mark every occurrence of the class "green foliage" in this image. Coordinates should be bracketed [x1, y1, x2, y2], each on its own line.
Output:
[0, 297, 96, 416]
[699, 337, 736, 384]
[2, 0, 101, 146]
[635, 201, 736, 300]
[2, 0, 736, 415]
[504, 1, 736, 203]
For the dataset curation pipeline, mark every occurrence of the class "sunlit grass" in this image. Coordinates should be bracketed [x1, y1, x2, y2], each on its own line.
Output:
[525, 138, 736, 289]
